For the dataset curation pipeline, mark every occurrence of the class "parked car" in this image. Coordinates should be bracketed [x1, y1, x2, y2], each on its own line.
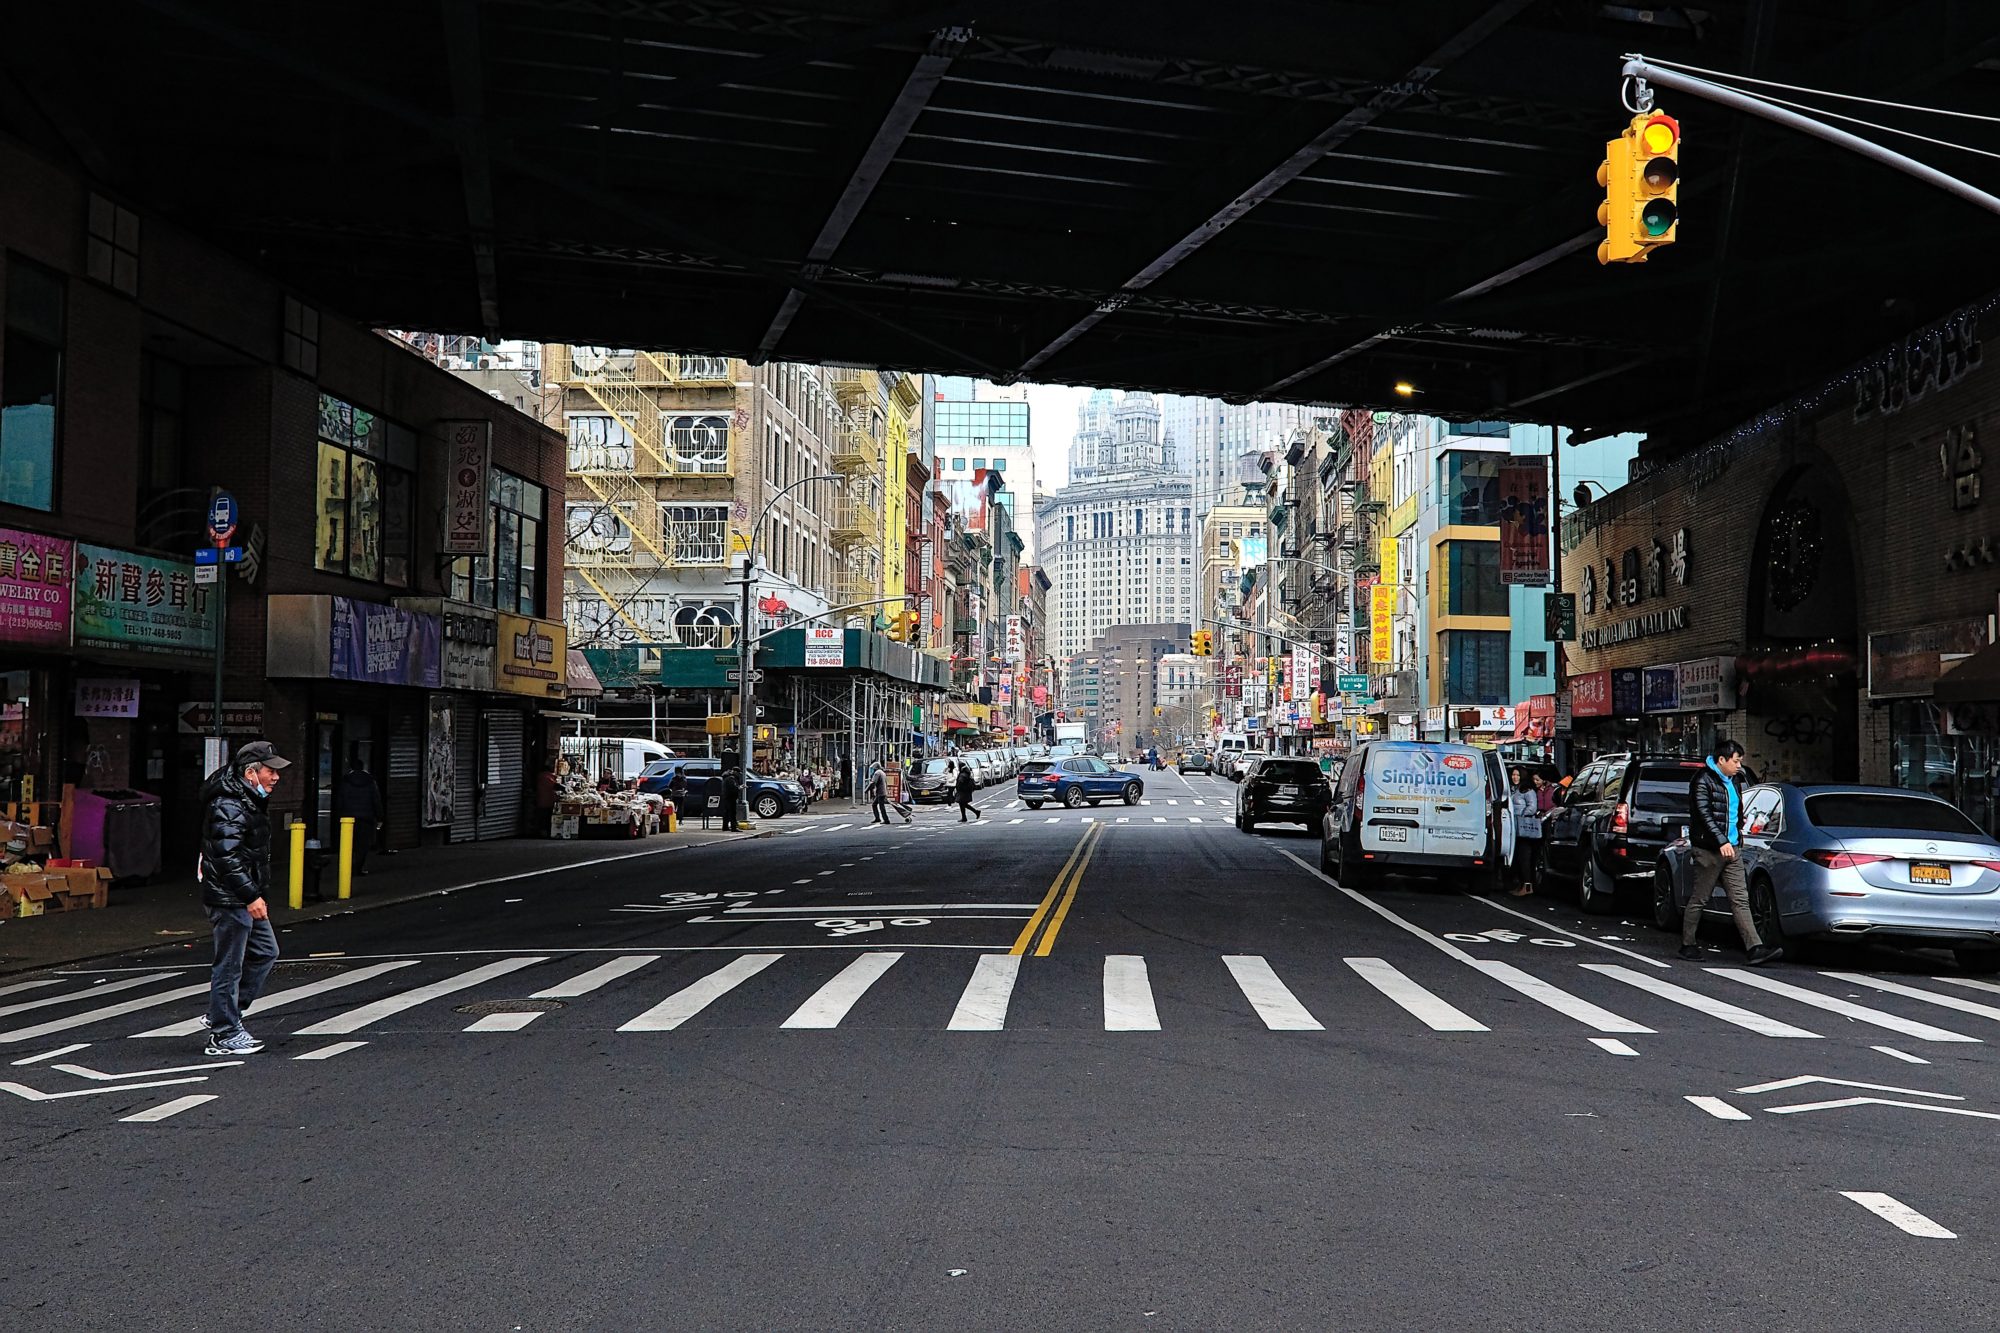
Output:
[1227, 752, 1257, 782]
[907, 757, 961, 804]
[1543, 753, 1709, 913]
[564, 736, 676, 784]
[1236, 756, 1333, 833]
[1178, 751, 1214, 775]
[1017, 755, 1144, 809]
[637, 760, 806, 819]
[1320, 741, 1514, 889]
[1654, 784, 2000, 971]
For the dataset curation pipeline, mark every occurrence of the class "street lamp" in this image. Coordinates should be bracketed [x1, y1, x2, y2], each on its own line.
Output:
[735, 473, 845, 822]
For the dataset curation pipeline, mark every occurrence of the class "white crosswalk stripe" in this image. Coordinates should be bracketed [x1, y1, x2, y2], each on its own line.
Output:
[1223, 956, 1322, 1031]
[1825, 972, 2000, 1024]
[948, 955, 1020, 1031]
[466, 955, 662, 1031]
[1104, 955, 1159, 1031]
[1581, 964, 1820, 1038]
[295, 957, 546, 1036]
[1472, 960, 1654, 1034]
[618, 955, 782, 1031]
[133, 960, 423, 1038]
[1709, 968, 1981, 1043]
[782, 953, 903, 1029]
[0, 973, 177, 1021]
[1345, 958, 1487, 1032]
[0, 981, 211, 1045]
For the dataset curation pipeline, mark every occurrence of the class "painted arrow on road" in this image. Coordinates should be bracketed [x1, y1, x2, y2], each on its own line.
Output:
[1735, 1076, 1964, 1100]
[0, 1076, 211, 1101]
[1766, 1097, 2000, 1122]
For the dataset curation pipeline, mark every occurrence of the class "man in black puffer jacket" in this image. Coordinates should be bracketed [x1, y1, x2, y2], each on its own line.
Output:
[198, 740, 291, 1055]
[1681, 738, 1781, 967]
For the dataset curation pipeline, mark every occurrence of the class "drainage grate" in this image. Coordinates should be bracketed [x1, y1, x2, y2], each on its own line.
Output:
[453, 998, 566, 1015]
[272, 962, 347, 975]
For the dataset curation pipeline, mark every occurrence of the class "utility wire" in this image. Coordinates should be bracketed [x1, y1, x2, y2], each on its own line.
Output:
[1633, 54, 2000, 126]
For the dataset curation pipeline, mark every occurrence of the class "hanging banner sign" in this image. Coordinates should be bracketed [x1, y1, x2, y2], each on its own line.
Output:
[1497, 460, 1550, 586]
[442, 420, 492, 556]
[1370, 583, 1394, 664]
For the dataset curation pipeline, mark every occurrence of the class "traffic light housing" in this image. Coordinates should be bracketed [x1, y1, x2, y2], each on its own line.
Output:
[1191, 629, 1213, 657]
[1598, 109, 1679, 264]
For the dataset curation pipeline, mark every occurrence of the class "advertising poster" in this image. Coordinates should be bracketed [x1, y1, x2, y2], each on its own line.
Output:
[1497, 460, 1551, 586]
[1642, 664, 1681, 713]
[74, 544, 216, 657]
[0, 527, 73, 648]
[804, 624, 843, 667]
[330, 598, 441, 687]
[1611, 668, 1644, 716]
[423, 695, 454, 827]
[497, 614, 565, 698]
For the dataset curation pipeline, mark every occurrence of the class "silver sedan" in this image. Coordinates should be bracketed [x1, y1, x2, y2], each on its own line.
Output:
[1654, 783, 2000, 971]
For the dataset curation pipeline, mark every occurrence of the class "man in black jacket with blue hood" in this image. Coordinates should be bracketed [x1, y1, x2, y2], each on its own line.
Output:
[1680, 738, 1782, 967]
[199, 740, 290, 1055]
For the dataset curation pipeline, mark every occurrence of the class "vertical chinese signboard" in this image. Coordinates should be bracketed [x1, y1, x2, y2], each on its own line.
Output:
[1370, 582, 1394, 664]
[442, 420, 492, 556]
[1497, 459, 1551, 586]
[74, 544, 216, 657]
[0, 528, 73, 647]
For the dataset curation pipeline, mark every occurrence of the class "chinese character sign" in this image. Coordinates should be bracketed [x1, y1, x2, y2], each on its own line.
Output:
[443, 420, 492, 556]
[75, 544, 216, 657]
[1497, 460, 1550, 585]
[1370, 582, 1394, 664]
[75, 677, 141, 718]
[0, 527, 73, 648]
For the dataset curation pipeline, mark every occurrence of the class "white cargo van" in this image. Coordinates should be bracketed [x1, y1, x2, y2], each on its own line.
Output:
[1320, 741, 1513, 888]
[561, 736, 677, 784]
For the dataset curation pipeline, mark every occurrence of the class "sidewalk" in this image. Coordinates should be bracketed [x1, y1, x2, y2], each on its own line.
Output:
[0, 817, 788, 977]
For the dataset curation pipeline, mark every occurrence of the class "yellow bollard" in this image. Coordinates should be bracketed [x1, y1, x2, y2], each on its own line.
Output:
[667, 804, 678, 833]
[338, 816, 355, 900]
[288, 818, 306, 910]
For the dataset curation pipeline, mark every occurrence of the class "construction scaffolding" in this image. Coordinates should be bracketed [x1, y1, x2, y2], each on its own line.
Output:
[790, 672, 940, 800]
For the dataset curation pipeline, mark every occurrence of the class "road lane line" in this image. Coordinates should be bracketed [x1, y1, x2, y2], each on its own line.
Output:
[1045, 817, 1059, 824]
[1580, 964, 1821, 1038]
[294, 957, 546, 1035]
[1589, 1037, 1639, 1056]
[11, 1043, 89, 1065]
[1471, 961, 1655, 1034]
[617, 955, 783, 1031]
[0, 979, 66, 999]
[948, 956, 1020, 1031]
[1840, 1192, 1957, 1239]
[1467, 897, 1670, 967]
[1685, 1095, 1751, 1121]
[1103, 955, 1160, 1031]
[1152, 816, 1167, 823]
[54, 1059, 240, 1080]
[133, 960, 424, 1037]
[1934, 976, 2000, 997]
[1187, 816, 1200, 823]
[1344, 958, 1488, 1032]
[1011, 825, 1097, 956]
[1033, 824, 1103, 958]
[294, 1041, 367, 1060]
[1824, 972, 2000, 1024]
[1708, 969, 1981, 1043]
[465, 1012, 541, 1032]
[0, 982, 211, 1045]
[1222, 956, 1322, 1031]
[1874, 1045, 1930, 1064]
[120, 1094, 218, 1123]
[0, 973, 179, 1020]
[781, 952, 903, 1029]
[726, 904, 1043, 913]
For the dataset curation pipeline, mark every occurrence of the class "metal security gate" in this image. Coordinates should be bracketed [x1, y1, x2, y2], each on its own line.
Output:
[478, 709, 525, 839]
[450, 698, 478, 843]
[387, 712, 422, 849]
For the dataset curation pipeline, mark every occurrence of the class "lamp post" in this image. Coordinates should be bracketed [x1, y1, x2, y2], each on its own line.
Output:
[736, 473, 844, 823]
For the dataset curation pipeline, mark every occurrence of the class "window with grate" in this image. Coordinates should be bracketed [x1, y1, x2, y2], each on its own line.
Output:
[565, 500, 634, 555]
[666, 413, 730, 473]
[661, 503, 729, 564]
[566, 414, 636, 472]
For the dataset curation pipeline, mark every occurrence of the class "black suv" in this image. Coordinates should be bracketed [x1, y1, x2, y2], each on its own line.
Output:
[1542, 753, 1708, 913]
[1235, 756, 1333, 833]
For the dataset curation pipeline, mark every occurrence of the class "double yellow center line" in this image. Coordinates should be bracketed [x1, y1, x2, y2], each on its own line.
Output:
[1011, 822, 1103, 957]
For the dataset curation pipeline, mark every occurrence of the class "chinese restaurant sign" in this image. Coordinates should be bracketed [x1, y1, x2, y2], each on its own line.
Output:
[75, 544, 216, 657]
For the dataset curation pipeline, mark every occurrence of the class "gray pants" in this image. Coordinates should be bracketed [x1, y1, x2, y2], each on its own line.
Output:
[1681, 847, 1763, 949]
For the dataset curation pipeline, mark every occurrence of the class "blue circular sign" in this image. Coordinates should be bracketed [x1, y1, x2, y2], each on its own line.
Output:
[207, 491, 238, 539]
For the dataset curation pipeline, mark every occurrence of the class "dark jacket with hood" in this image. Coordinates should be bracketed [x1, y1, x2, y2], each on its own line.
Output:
[200, 764, 272, 909]
[1689, 763, 1746, 852]
[955, 762, 976, 800]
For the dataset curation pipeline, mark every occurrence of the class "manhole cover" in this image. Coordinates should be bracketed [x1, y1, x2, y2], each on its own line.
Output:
[453, 998, 566, 1015]
[273, 962, 347, 975]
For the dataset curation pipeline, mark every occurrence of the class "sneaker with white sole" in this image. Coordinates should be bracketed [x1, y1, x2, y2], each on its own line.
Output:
[204, 1029, 264, 1056]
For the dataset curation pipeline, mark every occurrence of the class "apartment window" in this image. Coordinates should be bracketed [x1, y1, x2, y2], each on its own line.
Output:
[952, 458, 967, 472]
[565, 500, 634, 555]
[281, 295, 319, 376]
[661, 502, 730, 564]
[1446, 541, 1506, 617]
[666, 412, 730, 473]
[1524, 650, 1549, 677]
[991, 457, 1006, 471]
[138, 353, 184, 516]
[971, 457, 987, 471]
[0, 258, 64, 512]
[567, 413, 636, 471]
[1442, 630, 1510, 706]
[449, 467, 544, 614]
[85, 194, 141, 297]
[315, 393, 416, 587]
[673, 602, 737, 648]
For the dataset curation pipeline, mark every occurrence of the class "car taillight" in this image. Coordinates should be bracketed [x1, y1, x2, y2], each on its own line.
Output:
[1612, 802, 1629, 835]
[1805, 850, 1890, 870]
[1353, 770, 1365, 810]
[1977, 861, 2000, 874]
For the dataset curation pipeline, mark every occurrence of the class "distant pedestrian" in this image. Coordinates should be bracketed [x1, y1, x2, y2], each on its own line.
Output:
[1508, 768, 1541, 897]
[719, 765, 742, 831]
[334, 753, 382, 875]
[1681, 738, 1781, 966]
[955, 759, 982, 822]
[198, 740, 289, 1056]
[534, 758, 560, 836]
[867, 764, 891, 825]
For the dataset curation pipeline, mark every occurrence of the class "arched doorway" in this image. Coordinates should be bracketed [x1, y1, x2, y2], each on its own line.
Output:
[1742, 459, 1863, 782]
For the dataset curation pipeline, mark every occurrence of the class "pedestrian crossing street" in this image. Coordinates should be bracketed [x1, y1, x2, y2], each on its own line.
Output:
[10, 951, 2000, 1049]
[784, 795, 1238, 832]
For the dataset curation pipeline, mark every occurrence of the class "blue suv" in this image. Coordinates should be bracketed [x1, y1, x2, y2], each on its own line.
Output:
[1017, 756, 1144, 810]
[638, 760, 807, 819]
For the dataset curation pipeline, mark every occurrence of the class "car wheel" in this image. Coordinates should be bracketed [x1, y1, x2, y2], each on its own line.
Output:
[1063, 787, 1087, 809]
[1651, 859, 1679, 933]
[1338, 836, 1370, 889]
[1953, 948, 2000, 975]
[1026, 801, 1044, 811]
[1122, 783, 1141, 806]
[1575, 844, 1611, 914]
[754, 794, 781, 819]
[1319, 835, 1336, 874]
[1750, 875, 1788, 956]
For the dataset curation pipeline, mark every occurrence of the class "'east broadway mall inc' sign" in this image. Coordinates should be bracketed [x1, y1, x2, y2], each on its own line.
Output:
[1579, 604, 1688, 651]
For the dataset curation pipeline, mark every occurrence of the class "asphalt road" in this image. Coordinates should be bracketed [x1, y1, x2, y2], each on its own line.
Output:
[7, 768, 2000, 1331]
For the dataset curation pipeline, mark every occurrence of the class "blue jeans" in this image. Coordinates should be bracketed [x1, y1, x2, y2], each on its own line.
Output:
[206, 905, 280, 1034]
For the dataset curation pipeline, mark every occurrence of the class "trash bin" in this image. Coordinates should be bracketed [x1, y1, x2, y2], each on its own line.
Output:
[69, 788, 163, 883]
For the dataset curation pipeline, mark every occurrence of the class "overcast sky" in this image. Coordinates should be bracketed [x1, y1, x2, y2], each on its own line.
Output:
[975, 380, 1089, 494]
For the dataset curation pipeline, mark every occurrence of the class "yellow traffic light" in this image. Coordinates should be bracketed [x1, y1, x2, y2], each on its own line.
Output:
[1598, 109, 1679, 265]
[1191, 629, 1210, 656]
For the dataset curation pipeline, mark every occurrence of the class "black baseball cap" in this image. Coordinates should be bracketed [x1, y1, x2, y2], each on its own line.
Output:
[234, 740, 292, 771]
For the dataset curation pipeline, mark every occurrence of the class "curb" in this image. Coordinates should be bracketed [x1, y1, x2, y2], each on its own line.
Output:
[0, 825, 783, 978]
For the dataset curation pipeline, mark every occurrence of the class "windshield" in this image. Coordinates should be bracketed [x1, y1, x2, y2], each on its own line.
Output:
[1806, 793, 1987, 838]
[1019, 761, 1053, 775]
[918, 759, 953, 775]
[1257, 760, 1323, 783]
[1633, 764, 1703, 813]
[639, 761, 673, 779]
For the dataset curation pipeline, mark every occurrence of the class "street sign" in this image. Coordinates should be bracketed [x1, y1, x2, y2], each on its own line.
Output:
[193, 546, 242, 565]
[1545, 592, 1577, 643]
[193, 564, 218, 585]
[724, 668, 764, 684]
[1337, 674, 1369, 693]
[207, 491, 238, 546]
[177, 700, 264, 735]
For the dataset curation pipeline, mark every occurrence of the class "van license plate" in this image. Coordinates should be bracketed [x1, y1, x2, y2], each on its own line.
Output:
[1377, 827, 1407, 842]
[1911, 862, 1952, 884]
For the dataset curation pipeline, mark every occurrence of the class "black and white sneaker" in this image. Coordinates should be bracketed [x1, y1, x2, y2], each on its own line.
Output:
[204, 1028, 265, 1056]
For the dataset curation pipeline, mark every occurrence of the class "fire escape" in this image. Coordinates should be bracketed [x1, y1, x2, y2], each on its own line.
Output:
[827, 368, 885, 614]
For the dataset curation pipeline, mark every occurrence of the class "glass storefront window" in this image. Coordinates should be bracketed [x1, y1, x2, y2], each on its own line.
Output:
[1891, 699, 1997, 835]
[0, 258, 65, 513]
[315, 393, 411, 587]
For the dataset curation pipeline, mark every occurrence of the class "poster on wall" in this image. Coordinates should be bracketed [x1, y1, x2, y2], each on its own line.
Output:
[1642, 665, 1681, 713]
[74, 544, 216, 657]
[1570, 669, 1612, 718]
[442, 420, 492, 556]
[0, 527, 73, 648]
[423, 695, 454, 827]
[804, 624, 843, 667]
[1611, 668, 1644, 716]
[330, 598, 441, 687]
[1497, 460, 1551, 586]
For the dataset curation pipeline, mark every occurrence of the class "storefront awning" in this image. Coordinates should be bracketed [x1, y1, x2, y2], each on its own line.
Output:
[1938, 642, 2000, 705]
[943, 702, 978, 729]
[565, 649, 603, 699]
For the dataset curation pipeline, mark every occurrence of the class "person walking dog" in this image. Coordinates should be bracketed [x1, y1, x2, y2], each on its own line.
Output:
[199, 740, 289, 1056]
